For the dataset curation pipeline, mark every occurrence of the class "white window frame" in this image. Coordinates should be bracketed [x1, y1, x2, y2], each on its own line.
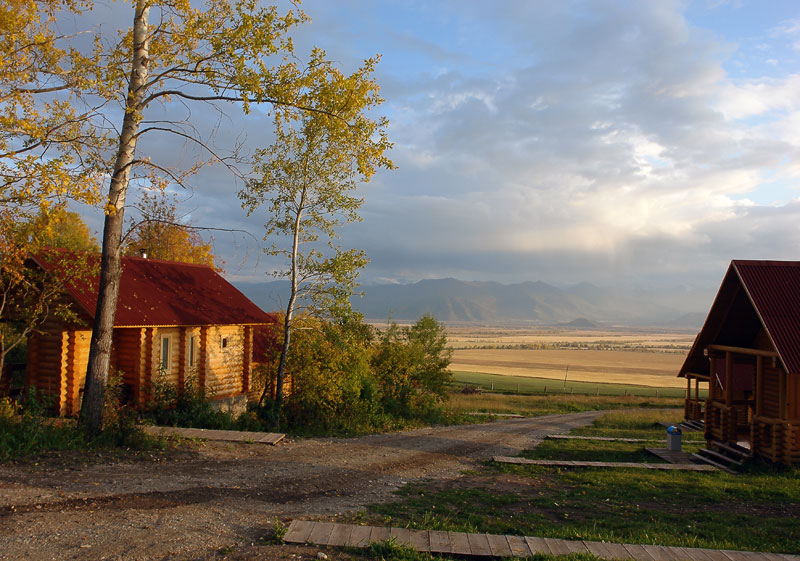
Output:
[189, 334, 197, 368]
[160, 335, 172, 373]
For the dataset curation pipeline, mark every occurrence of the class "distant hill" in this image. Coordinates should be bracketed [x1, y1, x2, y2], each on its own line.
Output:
[557, 318, 601, 329]
[234, 278, 712, 329]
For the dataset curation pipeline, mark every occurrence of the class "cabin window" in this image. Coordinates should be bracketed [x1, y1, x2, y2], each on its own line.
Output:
[221, 337, 228, 349]
[189, 335, 197, 367]
[160, 336, 171, 373]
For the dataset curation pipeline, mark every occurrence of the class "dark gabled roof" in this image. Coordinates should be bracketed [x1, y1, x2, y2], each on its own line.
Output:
[32, 250, 273, 328]
[679, 260, 800, 377]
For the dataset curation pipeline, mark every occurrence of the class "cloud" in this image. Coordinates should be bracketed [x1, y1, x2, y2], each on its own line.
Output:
[68, 0, 800, 292]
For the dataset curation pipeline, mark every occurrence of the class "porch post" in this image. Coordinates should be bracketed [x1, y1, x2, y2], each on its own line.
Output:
[755, 356, 763, 417]
[779, 368, 786, 420]
[725, 351, 733, 405]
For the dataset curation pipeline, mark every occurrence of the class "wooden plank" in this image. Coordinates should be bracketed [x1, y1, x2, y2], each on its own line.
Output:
[736, 553, 774, 561]
[563, 539, 589, 554]
[506, 535, 532, 558]
[486, 534, 513, 557]
[700, 548, 737, 561]
[466, 533, 493, 557]
[543, 537, 571, 556]
[389, 527, 412, 547]
[677, 546, 717, 561]
[524, 536, 550, 555]
[307, 522, 335, 546]
[409, 530, 430, 552]
[369, 526, 391, 544]
[720, 551, 758, 561]
[759, 554, 791, 561]
[346, 526, 372, 548]
[327, 523, 353, 547]
[491, 456, 715, 471]
[584, 540, 614, 559]
[450, 532, 472, 556]
[283, 520, 315, 544]
[603, 542, 636, 560]
[641, 544, 674, 561]
[623, 543, 657, 561]
[548, 434, 653, 443]
[428, 530, 451, 554]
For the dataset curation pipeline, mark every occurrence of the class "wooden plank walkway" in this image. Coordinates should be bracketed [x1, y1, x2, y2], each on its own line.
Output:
[546, 434, 656, 443]
[140, 425, 284, 444]
[284, 521, 800, 560]
[646, 448, 701, 464]
[492, 456, 716, 471]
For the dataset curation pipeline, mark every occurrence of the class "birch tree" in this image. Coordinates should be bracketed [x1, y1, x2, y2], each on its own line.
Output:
[240, 53, 393, 411]
[80, 1, 384, 433]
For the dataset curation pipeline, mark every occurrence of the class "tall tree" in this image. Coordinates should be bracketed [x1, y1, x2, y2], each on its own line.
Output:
[240, 55, 393, 412]
[77, 1, 389, 433]
[123, 190, 219, 270]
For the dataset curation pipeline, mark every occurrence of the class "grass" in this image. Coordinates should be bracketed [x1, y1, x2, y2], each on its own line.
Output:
[521, 409, 705, 462]
[368, 408, 800, 554]
[447, 391, 686, 417]
[451, 370, 694, 398]
[0, 393, 161, 462]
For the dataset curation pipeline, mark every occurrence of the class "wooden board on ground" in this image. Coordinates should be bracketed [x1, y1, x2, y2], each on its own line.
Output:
[646, 448, 700, 464]
[548, 434, 653, 443]
[282, 521, 800, 560]
[141, 425, 284, 444]
[493, 455, 717, 471]
[283, 520, 315, 544]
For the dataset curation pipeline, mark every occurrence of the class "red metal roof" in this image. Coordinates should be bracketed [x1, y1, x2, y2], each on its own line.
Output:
[679, 260, 800, 377]
[32, 251, 273, 328]
[733, 260, 800, 375]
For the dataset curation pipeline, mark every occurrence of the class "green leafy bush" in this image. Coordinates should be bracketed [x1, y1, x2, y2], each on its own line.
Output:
[371, 314, 452, 418]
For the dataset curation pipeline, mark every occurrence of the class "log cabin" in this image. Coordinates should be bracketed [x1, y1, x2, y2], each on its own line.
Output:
[679, 260, 800, 465]
[25, 252, 275, 416]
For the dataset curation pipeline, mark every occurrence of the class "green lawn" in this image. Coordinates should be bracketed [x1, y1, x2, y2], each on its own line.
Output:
[451, 370, 694, 398]
[368, 408, 800, 554]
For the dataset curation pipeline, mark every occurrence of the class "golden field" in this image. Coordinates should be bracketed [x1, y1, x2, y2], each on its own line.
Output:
[447, 326, 694, 389]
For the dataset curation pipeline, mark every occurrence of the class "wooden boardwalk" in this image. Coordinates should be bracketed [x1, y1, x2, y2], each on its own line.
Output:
[645, 448, 700, 464]
[140, 425, 284, 444]
[546, 434, 655, 443]
[492, 456, 716, 471]
[284, 520, 800, 560]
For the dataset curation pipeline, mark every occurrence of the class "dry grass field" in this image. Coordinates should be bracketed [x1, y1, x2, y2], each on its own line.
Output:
[447, 326, 694, 389]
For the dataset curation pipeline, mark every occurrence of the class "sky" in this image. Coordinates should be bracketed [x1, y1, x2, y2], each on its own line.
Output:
[72, 0, 800, 290]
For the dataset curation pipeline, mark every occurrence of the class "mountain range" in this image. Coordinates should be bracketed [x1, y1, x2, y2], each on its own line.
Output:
[234, 278, 713, 329]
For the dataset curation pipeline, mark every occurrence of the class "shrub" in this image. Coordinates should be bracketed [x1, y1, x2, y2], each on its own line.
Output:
[372, 314, 452, 418]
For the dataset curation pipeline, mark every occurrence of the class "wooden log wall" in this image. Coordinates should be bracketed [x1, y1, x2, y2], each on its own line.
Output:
[26, 321, 262, 415]
[64, 330, 91, 416]
[26, 322, 66, 415]
[114, 328, 144, 405]
[202, 325, 244, 399]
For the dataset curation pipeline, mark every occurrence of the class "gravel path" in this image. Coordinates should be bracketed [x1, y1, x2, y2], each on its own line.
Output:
[0, 411, 602, 560]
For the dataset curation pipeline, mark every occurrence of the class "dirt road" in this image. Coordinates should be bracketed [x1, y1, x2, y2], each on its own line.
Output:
[0, 411, 601, 560]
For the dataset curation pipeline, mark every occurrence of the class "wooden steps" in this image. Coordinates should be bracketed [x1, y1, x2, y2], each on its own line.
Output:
[140, 425, 285, 444]
[493, 456, 717, 471]
[660, 420, 704, 432]
[283, 520, 800, 560]
[692, 441, 751, 474]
